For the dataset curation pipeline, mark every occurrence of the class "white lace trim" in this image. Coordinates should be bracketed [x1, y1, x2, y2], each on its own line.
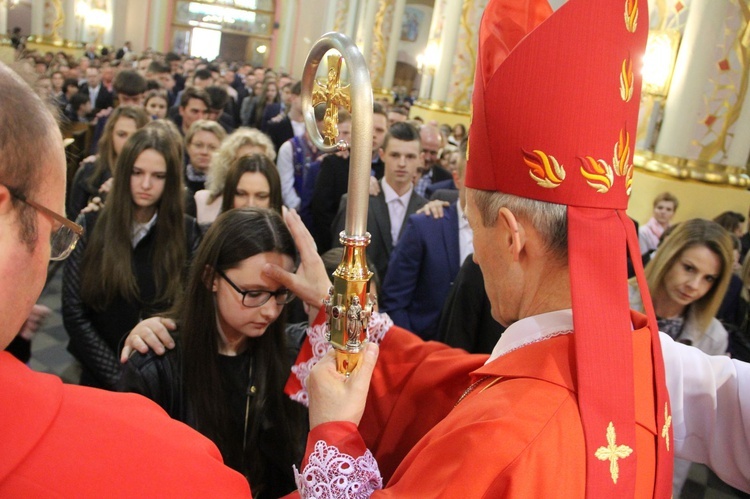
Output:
[290, 312, 393, 407]
[294, 440, 383, 499]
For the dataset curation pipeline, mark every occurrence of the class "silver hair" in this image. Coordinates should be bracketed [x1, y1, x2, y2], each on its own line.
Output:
[469, 188, 568, 261]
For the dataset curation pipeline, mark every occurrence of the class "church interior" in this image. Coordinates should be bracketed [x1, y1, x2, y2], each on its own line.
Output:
[1, 0, 749, 497]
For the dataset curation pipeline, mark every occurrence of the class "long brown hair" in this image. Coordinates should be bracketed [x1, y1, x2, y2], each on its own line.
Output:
[81, 125, 187, 310]
[180, 208, 305, 495]
[86, 106, 150, 191]
[250, 80, 278, 128]
[220, 154, 282, 214]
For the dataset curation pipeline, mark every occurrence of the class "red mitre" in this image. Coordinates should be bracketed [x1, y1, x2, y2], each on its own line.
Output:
[466, 0, 672, 496]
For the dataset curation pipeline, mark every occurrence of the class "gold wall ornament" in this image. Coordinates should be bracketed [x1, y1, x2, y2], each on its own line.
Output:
[302, 32, 374, 375]
[634, 149, 750, 188]
[662, 403, 672, 451]
[312, 55, 351, 147]
[594, 422, 633, 484]
[50, 0, 64, 41]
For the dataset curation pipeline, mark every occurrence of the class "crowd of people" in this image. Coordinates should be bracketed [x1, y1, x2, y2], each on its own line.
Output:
[2, 0, 750, 496]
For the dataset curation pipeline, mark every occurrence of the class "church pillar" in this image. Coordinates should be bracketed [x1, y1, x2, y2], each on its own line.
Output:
[381, 0, 407, 98]
[325, 0, 359, 39]
[411, 0, 478, 127]
[146, 0, 168, 52]
[657, 0, 750, 168]
[63, 0, 76, 42]
[417, 0, 445, 101]
[367, 0, 402, 101]
[442, 0, 489, 112]
[31, 0, 45, 37]
[428, 0, 462, 106]
[276, 0, 297, 73]
[0, 4, 7, 38]
[356, 0, 380, 66]
[102, 0, 113, 46]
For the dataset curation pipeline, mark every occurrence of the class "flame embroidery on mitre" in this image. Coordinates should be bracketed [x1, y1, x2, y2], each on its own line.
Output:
[525, 149, 565, 189]
[620, 56, 634, 102]
[612, 128, 631, 176]
[579, 156, 614, 194]
[624, 163, 634, 196]
[624, 0, 638, 33]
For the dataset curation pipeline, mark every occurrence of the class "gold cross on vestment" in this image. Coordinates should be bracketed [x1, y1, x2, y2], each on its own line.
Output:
[662, 403, 672, 451]
[312, 55, 352, 146]
[594, 422, 633, 484]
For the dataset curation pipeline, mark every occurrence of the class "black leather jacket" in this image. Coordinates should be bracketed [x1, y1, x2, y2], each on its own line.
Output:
[62, 212, 202, 389]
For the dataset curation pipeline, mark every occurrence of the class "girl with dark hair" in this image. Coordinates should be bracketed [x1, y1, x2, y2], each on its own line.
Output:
[241, 79, 279, 128]
[67, 106, 150, 219]
[221, 153, 283, 214]
[119, 207, 330, 498]
[63, 126, 201, 390]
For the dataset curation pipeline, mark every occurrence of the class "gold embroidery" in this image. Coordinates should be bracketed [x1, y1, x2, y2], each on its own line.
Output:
[612, 129, 631, 176]
[580, 156, 614, 193]
[624, 0, 638, 33]
[312, 55, 352, 146]
[620, 56, 634, 102]
[624, 163, 634, 196]
[662, 403, 672, 451]
[525, 149, 565, 189]
[595, 422, 633, 484]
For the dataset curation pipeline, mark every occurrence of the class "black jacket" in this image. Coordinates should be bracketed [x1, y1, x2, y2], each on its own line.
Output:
[63, 211, 201, 389]
[118, 323, 307, 498]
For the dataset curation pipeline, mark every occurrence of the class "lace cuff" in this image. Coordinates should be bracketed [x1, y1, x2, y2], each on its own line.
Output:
[294, 440, 383, 498]
[288, 311, 393, 406]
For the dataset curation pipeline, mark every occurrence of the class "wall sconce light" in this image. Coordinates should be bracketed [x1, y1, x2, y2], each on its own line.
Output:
[256, 44, 267, 54]
[642, 29, 681, 98]
[423, 41, 440, 73]
[0, 0, 20, 9]
[89, 9, 111, 29]
[75, 0, 90, 18]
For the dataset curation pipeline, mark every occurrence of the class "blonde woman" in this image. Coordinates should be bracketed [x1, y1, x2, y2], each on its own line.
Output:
[194, 128, 276, 226]
[629, 218, 733, 496]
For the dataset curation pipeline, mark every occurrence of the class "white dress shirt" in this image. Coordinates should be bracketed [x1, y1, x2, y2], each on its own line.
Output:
[456, 201, 473, 265]
[131, 212, 158, 248]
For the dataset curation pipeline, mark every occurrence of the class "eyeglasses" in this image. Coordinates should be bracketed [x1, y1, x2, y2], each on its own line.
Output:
[5, 185, 84, 261]
[216, 269, 295, 308]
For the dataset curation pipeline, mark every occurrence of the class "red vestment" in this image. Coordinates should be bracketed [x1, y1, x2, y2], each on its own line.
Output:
[0, 352, 251, 497]
[293, 311, 661, 497]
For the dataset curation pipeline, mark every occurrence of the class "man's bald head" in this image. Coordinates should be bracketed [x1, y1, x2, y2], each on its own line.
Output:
[419, 125, 444, 171]
[0, 63, 61, 246]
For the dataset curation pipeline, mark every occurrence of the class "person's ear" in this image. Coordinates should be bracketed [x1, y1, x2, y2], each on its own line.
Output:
[378, 147, 386, 162]
[0, 185, 13, 216]
[497, 207, 524, 262]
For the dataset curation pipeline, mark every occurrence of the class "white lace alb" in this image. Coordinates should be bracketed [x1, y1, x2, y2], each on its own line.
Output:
[294, 440, 383, 498]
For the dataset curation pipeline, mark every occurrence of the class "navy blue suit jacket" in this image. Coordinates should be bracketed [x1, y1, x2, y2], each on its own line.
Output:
[425, 178, 456, 199]
[380, 203, 461, 340]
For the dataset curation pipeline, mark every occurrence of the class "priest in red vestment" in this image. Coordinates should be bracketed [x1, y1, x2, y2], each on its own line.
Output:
[285, 0, 675, 497]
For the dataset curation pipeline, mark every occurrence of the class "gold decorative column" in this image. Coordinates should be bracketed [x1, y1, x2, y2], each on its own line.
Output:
[324, 0, 360, 39]
[365, 0, 396, 101]
[443, 0, 488, 114]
